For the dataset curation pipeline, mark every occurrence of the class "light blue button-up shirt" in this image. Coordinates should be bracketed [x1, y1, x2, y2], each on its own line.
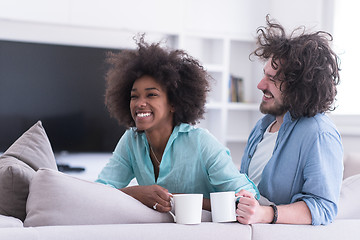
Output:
[240, 112, 343, 225]
[97, 123, 259, 199]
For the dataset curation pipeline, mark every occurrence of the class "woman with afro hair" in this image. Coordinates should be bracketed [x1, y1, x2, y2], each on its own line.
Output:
[96, 35, 259, 213]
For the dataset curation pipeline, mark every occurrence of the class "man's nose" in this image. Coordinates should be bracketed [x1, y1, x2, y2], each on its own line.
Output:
[257, 77, 267, 90]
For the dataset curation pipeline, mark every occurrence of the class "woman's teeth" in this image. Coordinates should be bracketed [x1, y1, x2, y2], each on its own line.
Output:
[137, 112, 151, 117]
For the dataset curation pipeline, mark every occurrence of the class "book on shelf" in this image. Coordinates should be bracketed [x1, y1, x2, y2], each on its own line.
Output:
[229, 75, 244, 103]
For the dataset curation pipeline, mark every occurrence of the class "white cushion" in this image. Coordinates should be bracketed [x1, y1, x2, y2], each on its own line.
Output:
[24, 168, 174, 227]
[336, 173, 360, 219]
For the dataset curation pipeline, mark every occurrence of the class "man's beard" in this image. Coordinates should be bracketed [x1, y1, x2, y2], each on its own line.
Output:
[259, 101, 287, 116]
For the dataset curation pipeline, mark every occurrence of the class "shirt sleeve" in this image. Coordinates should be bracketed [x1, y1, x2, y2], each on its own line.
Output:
[291, 131, 343, 225]
[199, 130, 260, 199]
[95, 130, 135, 188]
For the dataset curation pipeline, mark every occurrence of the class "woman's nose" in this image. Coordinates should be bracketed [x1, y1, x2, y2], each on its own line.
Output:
[137, 97, 147, 107]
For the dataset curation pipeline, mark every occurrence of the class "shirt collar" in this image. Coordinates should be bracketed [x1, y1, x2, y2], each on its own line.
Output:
[260, 111, 295, 131]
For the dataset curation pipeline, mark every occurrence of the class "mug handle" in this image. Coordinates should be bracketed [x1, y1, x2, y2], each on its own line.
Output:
[169, 194, 176, 222]
[234, 196, 242, 204]
[234, 196, 243, 218]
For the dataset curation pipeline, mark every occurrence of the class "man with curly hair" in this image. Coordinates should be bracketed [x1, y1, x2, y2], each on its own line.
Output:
[96, 35, 259, 213]
[236, 16, 343, 225]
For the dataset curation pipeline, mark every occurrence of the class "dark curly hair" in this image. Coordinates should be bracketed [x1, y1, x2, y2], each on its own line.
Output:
[104, 35, 211, 128]
[251, 15, 341, 118]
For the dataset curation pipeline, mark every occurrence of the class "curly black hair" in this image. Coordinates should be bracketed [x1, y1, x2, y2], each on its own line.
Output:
[251, 15, 341, 118]
[104, 35, 211, 128]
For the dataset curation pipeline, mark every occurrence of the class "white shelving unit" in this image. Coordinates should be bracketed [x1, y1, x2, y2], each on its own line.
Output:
[176, 33, 264, 167]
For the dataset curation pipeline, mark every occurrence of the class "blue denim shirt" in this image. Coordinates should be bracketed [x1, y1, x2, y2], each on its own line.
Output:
[240, 112, 343, 225]
[97, 123, 259, 199]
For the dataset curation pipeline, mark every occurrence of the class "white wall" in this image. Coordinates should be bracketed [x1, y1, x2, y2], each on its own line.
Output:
[1, 0, 328, 48]
[0, 0, 185, 48]
[267, 0, 333, 32]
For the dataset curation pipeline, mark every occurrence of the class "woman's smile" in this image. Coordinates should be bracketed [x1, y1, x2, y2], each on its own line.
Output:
[136, 111, 152, 119]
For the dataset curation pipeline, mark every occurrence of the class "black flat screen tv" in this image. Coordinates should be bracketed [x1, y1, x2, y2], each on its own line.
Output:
[0, 40, 126, 153]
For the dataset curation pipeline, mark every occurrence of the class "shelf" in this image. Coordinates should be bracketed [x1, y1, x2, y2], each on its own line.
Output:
[205, 102, 259, 111]
[205, 102, 223, 110]
[204, 64, 225, 73]
[226, 102, 259, 110]
[180, 36, 224, 66]
[184, 33, 255, 44]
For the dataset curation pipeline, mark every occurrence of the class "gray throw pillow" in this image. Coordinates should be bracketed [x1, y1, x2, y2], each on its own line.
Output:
[24, 168, 174, 227]
[1, 121, 57, 171]
[0, 121, 57, 221]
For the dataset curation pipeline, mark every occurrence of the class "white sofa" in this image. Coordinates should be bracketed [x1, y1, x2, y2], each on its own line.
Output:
[1, 121, 360, 240]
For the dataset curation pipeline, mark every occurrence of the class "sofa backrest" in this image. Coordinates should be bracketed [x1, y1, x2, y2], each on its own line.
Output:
[343, 153, 360, 179]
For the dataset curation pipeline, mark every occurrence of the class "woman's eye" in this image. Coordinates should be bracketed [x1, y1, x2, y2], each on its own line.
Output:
[148, 93, 158, 97]
[130, 95, 138, 99]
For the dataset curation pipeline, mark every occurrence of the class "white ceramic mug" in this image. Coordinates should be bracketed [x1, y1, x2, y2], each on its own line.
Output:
[210, 191, 240, 222]
[170, 194, 203, 224]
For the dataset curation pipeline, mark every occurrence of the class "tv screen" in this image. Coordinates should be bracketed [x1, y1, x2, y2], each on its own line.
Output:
[0, 40, 126, 153]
